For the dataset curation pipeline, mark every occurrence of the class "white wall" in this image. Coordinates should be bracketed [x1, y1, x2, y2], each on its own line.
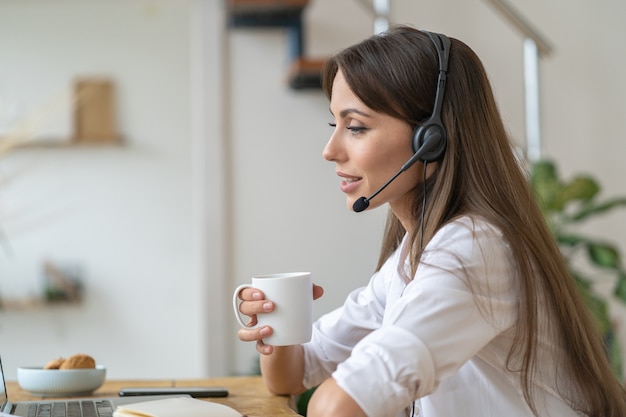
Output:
[0, 0, 206, 379]
[226, 1, 388, 375]
[0, 0, 625, 380]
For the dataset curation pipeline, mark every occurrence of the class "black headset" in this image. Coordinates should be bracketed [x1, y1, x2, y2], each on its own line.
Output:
[411, 31, 451, 162]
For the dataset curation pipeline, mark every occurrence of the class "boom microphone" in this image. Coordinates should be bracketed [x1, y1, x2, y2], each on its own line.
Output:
[352, 133, 441, 213]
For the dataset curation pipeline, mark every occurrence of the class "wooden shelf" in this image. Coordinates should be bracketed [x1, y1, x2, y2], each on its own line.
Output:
[287, 57, 326, 89]
[227, 0, 309, 13]
[0, 137, 123, 150]
[0, 297, 82, 311]
[0, 77, 123, 149]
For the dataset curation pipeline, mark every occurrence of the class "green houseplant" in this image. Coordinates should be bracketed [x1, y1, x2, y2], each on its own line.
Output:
[530, 159, 626, 377]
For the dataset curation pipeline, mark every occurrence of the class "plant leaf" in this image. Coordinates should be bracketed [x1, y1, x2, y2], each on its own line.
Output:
[556, 233, 590, 247]
[530, 160, 563, 211]
[530, 159, 558, 184]
[561, 176, 599, 204]
[587, 242, 621, 269]
[569, 197, 626, 222]
[613, 271, 626, 303]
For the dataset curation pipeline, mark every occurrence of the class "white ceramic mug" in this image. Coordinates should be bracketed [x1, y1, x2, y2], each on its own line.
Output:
[233, 272, 313, 346]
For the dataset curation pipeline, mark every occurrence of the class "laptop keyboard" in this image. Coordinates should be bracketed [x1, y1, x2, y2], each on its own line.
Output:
[27, 400, 114, 417]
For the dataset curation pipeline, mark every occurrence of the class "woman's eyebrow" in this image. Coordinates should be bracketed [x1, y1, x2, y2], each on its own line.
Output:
[336, 108, 373, 118]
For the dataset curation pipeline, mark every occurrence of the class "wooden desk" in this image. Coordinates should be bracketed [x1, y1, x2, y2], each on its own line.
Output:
[5, 376, 299, 417]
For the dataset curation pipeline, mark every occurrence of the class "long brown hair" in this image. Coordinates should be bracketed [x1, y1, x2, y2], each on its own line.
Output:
[322, 25, 626, 416]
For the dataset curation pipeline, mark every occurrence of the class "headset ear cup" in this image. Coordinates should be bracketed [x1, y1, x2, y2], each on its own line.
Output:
[411, 125, 424, 153]
[411, 31, 451, 164]
[412, 123, 447, 163]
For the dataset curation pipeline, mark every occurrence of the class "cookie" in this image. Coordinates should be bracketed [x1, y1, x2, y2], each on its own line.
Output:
[59, 353, 96, 369]
[44, 357, 65, 369]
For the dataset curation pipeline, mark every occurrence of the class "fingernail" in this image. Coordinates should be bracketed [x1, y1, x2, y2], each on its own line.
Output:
[262, 302, 272, 311]
[252, 291, 262, 300]
[260, 327, 271, 337]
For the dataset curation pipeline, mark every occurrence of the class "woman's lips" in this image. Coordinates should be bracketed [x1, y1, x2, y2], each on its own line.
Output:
[338, 172, 362, 193]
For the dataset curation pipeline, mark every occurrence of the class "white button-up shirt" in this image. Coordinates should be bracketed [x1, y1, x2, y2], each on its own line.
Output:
[303, 216, 579, 417]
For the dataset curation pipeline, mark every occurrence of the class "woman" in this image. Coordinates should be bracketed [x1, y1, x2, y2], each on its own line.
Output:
[236, 25, 626, 417]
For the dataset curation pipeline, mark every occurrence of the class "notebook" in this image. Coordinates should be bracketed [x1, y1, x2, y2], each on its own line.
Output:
[0, 356, 190, 417]
[112, 397, 242, 417]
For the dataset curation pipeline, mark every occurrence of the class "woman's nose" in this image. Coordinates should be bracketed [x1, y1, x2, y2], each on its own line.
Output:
[322, 131, 342, 162]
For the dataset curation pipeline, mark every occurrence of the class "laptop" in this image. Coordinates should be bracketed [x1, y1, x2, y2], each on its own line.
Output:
[0, 356, 188, 417]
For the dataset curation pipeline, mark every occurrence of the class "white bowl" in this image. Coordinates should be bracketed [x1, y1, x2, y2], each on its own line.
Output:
[17, 365, 106, 396]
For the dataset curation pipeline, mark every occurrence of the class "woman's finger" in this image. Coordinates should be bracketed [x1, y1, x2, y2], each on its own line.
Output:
[256, 338, 274, 355]
[237, 287, 266, 302]
[313, 284, 324, 300]
[238, 325, 271, 342]
[239, 299, 275, 317]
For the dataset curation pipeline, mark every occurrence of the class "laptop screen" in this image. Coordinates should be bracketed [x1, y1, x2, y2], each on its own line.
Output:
[0, 356, 7, 408]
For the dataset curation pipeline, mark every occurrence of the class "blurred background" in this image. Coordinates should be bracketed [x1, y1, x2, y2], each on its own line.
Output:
[0, 0, 624, 380]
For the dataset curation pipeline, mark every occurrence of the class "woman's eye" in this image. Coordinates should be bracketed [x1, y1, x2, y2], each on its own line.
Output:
[327, 123, 367, 135]
[347, 126, 368, 135]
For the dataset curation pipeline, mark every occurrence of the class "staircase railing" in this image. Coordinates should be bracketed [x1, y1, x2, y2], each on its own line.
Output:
[483, 0, 554, 162]
[357, 0, 553, 162]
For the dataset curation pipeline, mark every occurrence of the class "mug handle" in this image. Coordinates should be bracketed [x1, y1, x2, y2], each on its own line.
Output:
[232, 284, 257, 328]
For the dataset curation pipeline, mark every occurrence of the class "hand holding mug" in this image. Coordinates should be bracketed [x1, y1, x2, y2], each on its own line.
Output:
[233, 272, 323, 350]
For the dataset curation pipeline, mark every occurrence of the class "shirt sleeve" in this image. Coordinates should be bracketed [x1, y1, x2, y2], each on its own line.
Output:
[331, 218, 518, 417]
[302, 259, 394, 388]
